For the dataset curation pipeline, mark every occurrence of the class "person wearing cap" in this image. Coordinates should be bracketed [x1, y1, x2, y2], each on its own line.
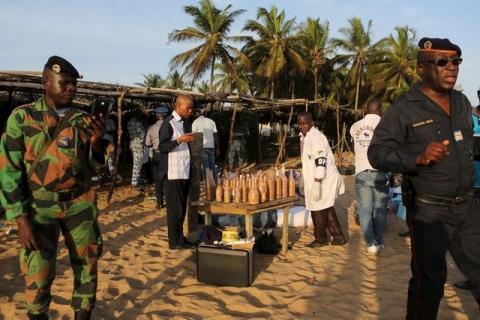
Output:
[368, 38, 480, 318]
[145, 105, 169, 208]
[0, 56, 105, 319]
[191, 106, 220, 181]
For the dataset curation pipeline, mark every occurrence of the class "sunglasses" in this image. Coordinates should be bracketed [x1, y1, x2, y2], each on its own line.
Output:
[421, 57, 463, 67]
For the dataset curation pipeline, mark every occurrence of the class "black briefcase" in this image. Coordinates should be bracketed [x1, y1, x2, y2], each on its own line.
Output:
[196, 244, 253, 287]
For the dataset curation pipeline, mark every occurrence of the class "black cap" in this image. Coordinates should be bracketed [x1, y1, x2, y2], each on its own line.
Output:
[44, 55, 82, 79]
[418, 37, 462, 57]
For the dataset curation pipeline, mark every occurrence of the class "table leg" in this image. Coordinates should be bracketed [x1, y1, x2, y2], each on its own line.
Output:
[245, 214, 253, 239]
[282, 206, 289, 255]
[204, 212, 212, 226]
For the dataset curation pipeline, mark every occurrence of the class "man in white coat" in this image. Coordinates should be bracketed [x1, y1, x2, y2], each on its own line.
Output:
[298, 112, 347, 247]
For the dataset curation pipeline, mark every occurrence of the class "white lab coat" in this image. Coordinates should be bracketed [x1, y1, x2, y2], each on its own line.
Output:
[300, 127, 345, 211]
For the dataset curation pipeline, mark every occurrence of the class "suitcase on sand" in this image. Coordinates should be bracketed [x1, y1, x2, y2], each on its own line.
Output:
[196, 244, 253, 287]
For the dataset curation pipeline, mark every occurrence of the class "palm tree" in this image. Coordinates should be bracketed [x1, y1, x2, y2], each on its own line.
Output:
[196, 80, 211, 93]
[331, 17, 374, 111]
[214, 57, 250, 94]
[166, 69, 187, 89]
[134, 73, 166, 87]
[243, 6, 306, 99]
[299, 18, 330, 100]
[369, 26, 419, 101]
[168, 0, 247, 93]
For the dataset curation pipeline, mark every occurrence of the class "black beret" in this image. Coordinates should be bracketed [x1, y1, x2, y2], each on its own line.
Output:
[44, 55, 82, 79]
[418, 37, 462, 57]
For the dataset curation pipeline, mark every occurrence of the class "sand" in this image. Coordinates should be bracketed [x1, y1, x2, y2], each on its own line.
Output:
[0, 176, 478, 319]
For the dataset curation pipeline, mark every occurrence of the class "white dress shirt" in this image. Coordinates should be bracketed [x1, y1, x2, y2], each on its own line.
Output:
[167, 111, 190, 180]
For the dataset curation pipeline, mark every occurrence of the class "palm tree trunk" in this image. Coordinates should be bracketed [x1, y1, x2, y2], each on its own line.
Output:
[314, 68, 318, 100]
[210, 56, 216, 94]
[354, 68, 361, 111]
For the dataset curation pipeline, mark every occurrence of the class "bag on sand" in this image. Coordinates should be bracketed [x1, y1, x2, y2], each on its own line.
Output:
[254, 229, 280, 255]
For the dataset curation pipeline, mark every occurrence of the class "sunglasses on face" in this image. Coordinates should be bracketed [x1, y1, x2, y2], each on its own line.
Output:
[422, 57, 463, 67]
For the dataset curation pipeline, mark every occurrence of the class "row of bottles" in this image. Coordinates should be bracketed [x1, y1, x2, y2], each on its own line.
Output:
[208, 169, 296, 205]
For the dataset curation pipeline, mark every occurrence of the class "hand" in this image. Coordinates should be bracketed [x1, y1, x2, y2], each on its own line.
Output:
[177, 133, 195, 143]
[311, 181, 322, 201]
[90, 115, 105, 145]
[416, 140, 449, 166]
[16, 216, 40, 251]
[215, 148, 221, 157]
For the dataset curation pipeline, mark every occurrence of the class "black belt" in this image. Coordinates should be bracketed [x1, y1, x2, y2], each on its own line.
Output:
[33, 185, 90, 202]
[363, 169, 377, 172]
[416, 193, 472, 206]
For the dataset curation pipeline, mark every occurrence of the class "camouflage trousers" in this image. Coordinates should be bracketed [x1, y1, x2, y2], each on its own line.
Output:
[130, 140, 145, 186]
[228, 138, 246, 169]
[20, 202, 102, 316]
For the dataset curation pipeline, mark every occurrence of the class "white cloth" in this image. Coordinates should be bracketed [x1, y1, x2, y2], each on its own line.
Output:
[276, 206, 313, 227]
[167, 111, 190, 180]
[300, 127, 344, 211]
[350, 114, 381, 175]
[192, 115, 217, 148]
[145, 119, 163, 150]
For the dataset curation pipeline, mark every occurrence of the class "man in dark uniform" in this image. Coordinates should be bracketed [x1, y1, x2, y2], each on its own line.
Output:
[368, 38, 480, 319]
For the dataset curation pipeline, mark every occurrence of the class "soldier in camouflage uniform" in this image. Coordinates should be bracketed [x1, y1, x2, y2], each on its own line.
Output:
[0, 56, 104, 320]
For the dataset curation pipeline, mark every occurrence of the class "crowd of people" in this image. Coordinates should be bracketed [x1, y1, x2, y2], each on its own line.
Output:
[1, 35, 480, 319]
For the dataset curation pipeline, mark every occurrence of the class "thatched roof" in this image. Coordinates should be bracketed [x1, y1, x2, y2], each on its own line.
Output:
[0, 71, 357, 113]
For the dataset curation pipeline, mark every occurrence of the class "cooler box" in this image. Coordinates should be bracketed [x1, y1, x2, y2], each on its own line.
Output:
[196, 245, 253, 287]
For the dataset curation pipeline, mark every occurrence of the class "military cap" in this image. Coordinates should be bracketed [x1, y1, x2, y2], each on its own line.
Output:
[418, 37, 462, 57]
[44, 55, 82, 78]
[154, 105, 169, 114]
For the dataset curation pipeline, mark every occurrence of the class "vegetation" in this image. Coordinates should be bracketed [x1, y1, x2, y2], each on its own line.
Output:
[139, 0, 422, 109]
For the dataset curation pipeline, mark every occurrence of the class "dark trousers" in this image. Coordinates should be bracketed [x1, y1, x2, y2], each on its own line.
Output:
[164, 179, 190, 246]
[406, 196, 480, 319]
[151, 152, 165, 206]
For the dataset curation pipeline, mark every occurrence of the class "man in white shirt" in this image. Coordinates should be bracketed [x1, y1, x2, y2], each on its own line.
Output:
[192, 107, 219, 180]
[298, 112, 347, 248]
[145, 105, 169, 208]
[159, 95, 195, 249]
[350, 97, 389, 255]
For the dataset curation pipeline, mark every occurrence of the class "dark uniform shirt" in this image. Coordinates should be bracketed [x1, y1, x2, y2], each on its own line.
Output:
[368, 83, 474, 197]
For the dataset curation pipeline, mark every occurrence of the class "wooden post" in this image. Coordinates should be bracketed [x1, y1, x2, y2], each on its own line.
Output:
[185, 132, 203, 233]
[275, 105, 294, 165]
[107, 90, 127, 204]
[336, 103, 340, 145]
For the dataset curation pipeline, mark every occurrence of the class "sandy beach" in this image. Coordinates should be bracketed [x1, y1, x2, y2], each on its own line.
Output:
[0, 175, 478, 319]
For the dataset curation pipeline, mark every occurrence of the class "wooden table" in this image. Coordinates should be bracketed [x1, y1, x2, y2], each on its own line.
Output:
[193, 197, 296, 255]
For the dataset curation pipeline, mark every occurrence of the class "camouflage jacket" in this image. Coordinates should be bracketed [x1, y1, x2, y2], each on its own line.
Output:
[0, 97, 102, 220]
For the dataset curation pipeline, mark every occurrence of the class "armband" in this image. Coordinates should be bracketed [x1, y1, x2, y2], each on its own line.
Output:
[315, 157, 326, 167]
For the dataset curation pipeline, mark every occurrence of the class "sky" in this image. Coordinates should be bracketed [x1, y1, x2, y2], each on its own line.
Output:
[1, 0, 479, 103]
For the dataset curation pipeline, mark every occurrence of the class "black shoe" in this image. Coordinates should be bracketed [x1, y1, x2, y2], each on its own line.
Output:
[28, 313, 48, 320]
[398, 230, 410, 237]
[454, 280, 473, 290]
[75, 310, 92, 320]
[330, 238, 347, 246]
[306, 240, 329, 248]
